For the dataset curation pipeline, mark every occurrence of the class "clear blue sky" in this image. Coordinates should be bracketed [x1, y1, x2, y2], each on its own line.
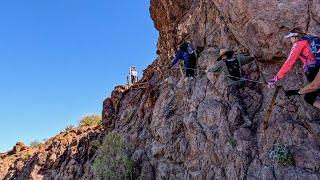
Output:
[0, 0, 158, 152]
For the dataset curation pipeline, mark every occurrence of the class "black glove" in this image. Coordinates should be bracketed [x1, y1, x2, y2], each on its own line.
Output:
[285, 89, 300, 96]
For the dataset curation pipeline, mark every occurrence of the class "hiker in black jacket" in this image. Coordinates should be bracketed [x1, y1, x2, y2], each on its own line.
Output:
[207, 49, 255, 128]
[169, 42, 197, 80]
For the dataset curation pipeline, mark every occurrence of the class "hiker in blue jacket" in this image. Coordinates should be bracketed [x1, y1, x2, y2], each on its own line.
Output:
[169, 42, 197, 79]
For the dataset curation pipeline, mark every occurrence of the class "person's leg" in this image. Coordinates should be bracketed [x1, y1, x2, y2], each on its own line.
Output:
[313, 100, 320, 109]
[230, 85, 252, 127]
[312, 88, 320, 110]
[189, 65, 195, 78]
[134, 76, 138, 83]
[304, 67, 320, 109]
[301, 69, 320, 94]
[189, 54, 197, 78]
[237, 97, 252, 127]
[186, 68, 191, 78]
[186, 66, 194, 78]
[127, 76, 130, 85]
[304, 92, 318, 107]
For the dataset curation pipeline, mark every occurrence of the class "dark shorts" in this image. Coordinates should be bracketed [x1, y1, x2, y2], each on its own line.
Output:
[186, 53, 197, 77]
[305, 66, 320, 105]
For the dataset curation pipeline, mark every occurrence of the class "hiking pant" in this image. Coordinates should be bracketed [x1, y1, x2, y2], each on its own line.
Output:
[229, 83, 249, 119]
[186, 54, 197, 78]
[305, 66, 320, 105]
[131, 75, 138, 84]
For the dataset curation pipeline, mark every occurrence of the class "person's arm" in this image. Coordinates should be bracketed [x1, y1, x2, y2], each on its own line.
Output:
[237, 54, 255, 66]
[208, 61, 223, 73]
[268, 42, 304, 88]
[300, 70, 320, 94]
[274, 42, 304, 80]
[171, 51, 182, 67]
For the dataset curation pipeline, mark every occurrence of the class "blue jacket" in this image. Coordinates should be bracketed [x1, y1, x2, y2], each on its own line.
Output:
[171, 51, 190, 68]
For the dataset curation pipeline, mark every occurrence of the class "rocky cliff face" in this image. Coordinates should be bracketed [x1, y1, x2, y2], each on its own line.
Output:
[104, 0, 320, 179]
[0, 126, 103, 179]
[1, 0, 320, 179]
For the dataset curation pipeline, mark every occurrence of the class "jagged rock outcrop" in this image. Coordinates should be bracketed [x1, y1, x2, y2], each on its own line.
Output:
[102, 0, 320, 179]
[10, 142, 29, 155]
[151, 0, 320, 61]
[0, 126, 103, 179]
[1, 0, 320, 179]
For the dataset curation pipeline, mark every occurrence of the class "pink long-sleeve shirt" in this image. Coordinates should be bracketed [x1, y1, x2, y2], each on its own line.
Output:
[276, 40, 316, 80]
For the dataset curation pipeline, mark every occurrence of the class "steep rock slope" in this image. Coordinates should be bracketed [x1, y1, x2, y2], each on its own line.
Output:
[102, 0, 320, 179]
[1, 0, 320, 179]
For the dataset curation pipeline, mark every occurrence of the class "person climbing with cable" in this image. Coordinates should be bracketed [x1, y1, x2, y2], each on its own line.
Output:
[207, 48, 255, 128]
[287, 57, 320, 95]
[128, 66, 138, 85]
[268, 30, 320, 110]
[169, 42, 197, 80]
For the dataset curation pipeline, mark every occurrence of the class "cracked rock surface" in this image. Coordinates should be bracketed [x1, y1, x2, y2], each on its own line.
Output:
[1, 0, 320, 179]
[104, 0, 320, 178]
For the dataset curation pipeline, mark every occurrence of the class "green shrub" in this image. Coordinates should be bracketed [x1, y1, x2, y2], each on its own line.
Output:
[91, 140, 101, 149]
[65, 125, 75, 132]
[269, 144, 295, 165]
[21, 152, 32, 160]
[29, 140, 42, 148]
[93, 133, 135, 180]
[79, 115, 102, 127]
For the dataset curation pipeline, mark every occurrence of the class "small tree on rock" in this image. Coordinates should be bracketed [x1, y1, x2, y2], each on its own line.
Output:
[93, 133, 135, 180]
[29, 140, 42, 148]
[79, 114, 102, 127]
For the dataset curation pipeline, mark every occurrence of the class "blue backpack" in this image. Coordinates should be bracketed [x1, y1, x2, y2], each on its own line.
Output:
[302, 34, 320, 67]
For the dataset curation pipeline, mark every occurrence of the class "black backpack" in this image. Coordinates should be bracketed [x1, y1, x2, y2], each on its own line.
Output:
[224, 57, 241, 81]
[180, 43, 198, 58]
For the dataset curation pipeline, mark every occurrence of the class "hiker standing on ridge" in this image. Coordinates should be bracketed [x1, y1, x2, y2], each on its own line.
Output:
[169, 42, 197, 80]
[128, 66, 138, 85]
[268, 31, 320, 109]
[207, 49, 255, 128]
